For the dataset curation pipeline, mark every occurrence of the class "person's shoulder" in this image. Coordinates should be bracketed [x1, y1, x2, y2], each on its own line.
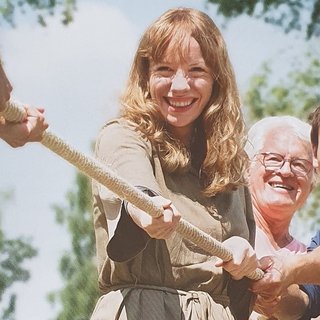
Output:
[98, 118, 139, 141]
[101, 117, 134, 133]
[308, 231, 320, 251]
[96, 118, 152, 153]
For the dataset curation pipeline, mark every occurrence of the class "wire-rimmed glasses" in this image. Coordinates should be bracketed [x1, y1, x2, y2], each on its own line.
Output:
[257, 152, 313, 177]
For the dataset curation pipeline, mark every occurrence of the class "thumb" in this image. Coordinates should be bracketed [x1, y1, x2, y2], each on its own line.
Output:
[258, 256, 274, 271]
[215, 258, 224, 267]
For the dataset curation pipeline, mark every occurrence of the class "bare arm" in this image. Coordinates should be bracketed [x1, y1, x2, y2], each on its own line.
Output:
[0, 60, 48, 146]
[251, 248, 320, 299]
[290, 246, 320, 285]
[250, 248, 320, 320]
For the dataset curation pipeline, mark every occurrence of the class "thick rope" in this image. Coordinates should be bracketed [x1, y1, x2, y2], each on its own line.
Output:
[1, 100, 264, 280]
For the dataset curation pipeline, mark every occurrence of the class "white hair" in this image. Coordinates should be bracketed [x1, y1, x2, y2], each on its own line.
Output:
[245, 115, 311, 159]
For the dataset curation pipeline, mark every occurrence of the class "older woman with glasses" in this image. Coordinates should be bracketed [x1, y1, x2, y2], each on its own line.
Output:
[245, 115, 316, 319]
[245, 115, 315, 259]
[249, 110, 320, 320]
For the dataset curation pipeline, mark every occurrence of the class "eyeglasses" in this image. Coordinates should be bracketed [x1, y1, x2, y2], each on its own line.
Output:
[257, 152, 313, 177]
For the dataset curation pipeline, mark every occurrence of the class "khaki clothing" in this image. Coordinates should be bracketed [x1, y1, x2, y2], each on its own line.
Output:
[91, 119, 256, 320]
[91, 285, 234, 320]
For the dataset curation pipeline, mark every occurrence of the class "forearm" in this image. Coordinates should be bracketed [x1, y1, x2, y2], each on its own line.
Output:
[290, 247, 320, 285]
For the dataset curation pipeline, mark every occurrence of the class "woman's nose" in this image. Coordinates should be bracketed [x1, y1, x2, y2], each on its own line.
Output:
[277, 160, 294, 176]
[170, 70, 190, 92]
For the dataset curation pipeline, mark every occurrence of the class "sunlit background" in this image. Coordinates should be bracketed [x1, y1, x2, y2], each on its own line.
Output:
[0, 0, 319, 319]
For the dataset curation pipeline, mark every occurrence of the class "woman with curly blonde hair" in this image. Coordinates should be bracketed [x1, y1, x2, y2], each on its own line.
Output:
[91, 7, 257, 320]
[121, 8, 247, 194]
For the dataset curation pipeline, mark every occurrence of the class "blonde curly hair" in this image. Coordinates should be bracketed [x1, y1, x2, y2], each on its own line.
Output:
[120, 7, 248, 195]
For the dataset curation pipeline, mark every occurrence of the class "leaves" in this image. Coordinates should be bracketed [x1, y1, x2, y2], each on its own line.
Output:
[207, 0, 320, 38]
[0, 191, 37, 320]
[0, 233, 37, 320]
[245, 49, 320, 124]
[0, 232, 37, 298]
[0, 0, 76, 27]
[49, 172, 99, 320]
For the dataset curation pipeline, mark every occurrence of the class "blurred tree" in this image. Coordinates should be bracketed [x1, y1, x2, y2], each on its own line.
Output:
[0, 191, 37, 320]
[245, 48, 320, 233]
[245, 50, 320, 123]
[207, 0, 320, 38]
[0, 0, 76, 27]
[48, 173, 99, 320]
[2, 0, 320, 39]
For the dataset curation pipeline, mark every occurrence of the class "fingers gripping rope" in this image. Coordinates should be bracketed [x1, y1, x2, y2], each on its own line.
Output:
[1, 100, 264, 281]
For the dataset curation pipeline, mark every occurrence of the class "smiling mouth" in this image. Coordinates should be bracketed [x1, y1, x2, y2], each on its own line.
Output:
[165, 98, 196, 109]
[269, 182, 294, 191]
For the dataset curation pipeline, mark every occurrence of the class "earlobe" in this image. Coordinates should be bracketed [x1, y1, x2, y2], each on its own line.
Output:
[313, 156, 318, 169]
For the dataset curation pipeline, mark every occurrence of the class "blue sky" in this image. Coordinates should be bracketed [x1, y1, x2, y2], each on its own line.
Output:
[0, 0, 310, 319]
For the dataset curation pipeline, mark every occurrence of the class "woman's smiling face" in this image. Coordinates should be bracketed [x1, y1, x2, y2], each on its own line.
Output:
[248, 128, 314, 221]
[149, 36, 213, 138]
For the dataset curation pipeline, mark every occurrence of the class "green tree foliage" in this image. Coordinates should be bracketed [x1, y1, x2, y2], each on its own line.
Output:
[2, 0, 320, 38]
[48, 173, 100, 320]
[0, 192, 37, 320]
[207, 0, 320, 38]
[245, 50, 320, 123]
[0, 0, 76, 27]
[245, 49, 320, 231]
